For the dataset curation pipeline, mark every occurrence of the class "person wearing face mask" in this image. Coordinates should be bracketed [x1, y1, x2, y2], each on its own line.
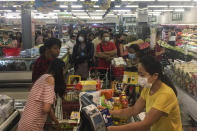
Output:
[72, 30, 94, 80]
[96, 31, 117, 69]
[126, 44, 141, 72]
[66, 34, 76, 54]
[106, 55, 182, 131]
[115, 33, 127, 57]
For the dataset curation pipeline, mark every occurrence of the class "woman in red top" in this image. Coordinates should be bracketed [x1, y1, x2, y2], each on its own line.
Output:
[17, 59, 65, 131]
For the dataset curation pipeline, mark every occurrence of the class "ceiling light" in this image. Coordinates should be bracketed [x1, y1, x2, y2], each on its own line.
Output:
[78, 16, 90, 19]
[154, 9, 173, 12]
[175, 9, 185, 12]
[113, 10, 131, 12]
[72, 5, 83, 8]
[115, 5, 121, 8]
[72, 10, 85, 12]
[60, 5, 68, 8]
[123, 14, 137, 16]
[170, 5, 194, 8]
[91, 0, 98, 1]
[148, 5, 168, 8]
[126, 5, 138, 8]
[91, 16, 102, 19]
[53, 10, 60, 12]
[94, 5, 99, 8]
[96, 10, 106, 12]
[13, 5, 21, 8]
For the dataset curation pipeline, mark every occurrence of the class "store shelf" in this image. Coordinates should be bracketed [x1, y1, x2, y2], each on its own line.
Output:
[0, 71, 32, 83]
[175, 85, 197, 122]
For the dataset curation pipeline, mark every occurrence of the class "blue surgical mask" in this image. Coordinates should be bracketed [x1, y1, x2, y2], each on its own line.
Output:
[128, 53, 136, 59]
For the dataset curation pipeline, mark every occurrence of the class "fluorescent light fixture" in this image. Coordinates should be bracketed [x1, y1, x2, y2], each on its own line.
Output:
[53, 10, 60, 12]
[115, 5, 121, 8]
[113, 10, 131, 12]
[154, 9, 173, 12]
[72, 5, 83, 8]
[91, 0, 98, 1]
[78, 16, 90, 19]
[13, 5, 21, 8]
[175, 9, 185, 12]
[126, 5, 138, 8]
[170, 5, 194, 8]
[149, 12, 161, 14]
[4, 10, 12, 12]
[94, 5, 99, 8]
[96, 10, 106, 12]
[16, 10, 21, 12]
[123, 14, 137, 16]
[148, 5, 168, 8]
[72, 10, 85, 12]
[60, 5, 68, 8]
[57, 0, 77, 1]
[91, 16, 102, 19]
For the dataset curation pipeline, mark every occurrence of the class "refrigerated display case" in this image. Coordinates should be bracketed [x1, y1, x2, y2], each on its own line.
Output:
[0, 47, 69, 85]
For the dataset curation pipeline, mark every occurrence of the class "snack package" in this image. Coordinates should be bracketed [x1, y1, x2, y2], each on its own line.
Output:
[101, 108, 113, 127]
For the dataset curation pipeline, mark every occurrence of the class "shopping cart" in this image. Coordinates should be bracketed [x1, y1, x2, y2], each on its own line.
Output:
[89, 67, 110, 89]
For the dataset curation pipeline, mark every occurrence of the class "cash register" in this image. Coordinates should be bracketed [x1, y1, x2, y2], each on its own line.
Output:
[78, 93, 111, 131]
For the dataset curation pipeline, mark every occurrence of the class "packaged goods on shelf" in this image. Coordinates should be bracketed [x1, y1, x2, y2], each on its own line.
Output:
[0, 95, 14, 125]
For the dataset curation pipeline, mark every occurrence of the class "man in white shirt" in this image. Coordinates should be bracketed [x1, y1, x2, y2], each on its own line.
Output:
[66, 34, 76, 54]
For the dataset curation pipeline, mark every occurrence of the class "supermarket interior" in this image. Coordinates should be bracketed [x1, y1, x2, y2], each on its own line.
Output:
[1, 0, 197, 131]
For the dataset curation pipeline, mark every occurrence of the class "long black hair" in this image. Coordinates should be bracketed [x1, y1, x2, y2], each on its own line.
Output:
[139, 55, 177, 96]
[47, 58, 65, 97]
[76, 30, 88, 45]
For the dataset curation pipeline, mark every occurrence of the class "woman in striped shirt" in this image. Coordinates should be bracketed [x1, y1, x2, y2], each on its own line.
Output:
[17, 58, 65, 131]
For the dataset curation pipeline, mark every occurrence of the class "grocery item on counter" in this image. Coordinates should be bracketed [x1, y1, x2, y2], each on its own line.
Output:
[70, 112, 80, 120]
[111, 57, 126, 67]
[76, 80, 101, 91]
[101, 108, 113, 127]
[101, 89, 113, 100]
[0, 95, 14, 125]
[113, 97, 121, 110]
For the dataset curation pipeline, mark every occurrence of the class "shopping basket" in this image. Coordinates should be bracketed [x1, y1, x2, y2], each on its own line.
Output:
[3, 48, 21, 57]
[62, 84, 80, 119]
[89, 67, 110, 89]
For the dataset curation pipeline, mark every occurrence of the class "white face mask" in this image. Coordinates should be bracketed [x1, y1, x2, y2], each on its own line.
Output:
[78, 36, 84, 42]
[104, 37, 110, 42]
[138, 76, 152, 88]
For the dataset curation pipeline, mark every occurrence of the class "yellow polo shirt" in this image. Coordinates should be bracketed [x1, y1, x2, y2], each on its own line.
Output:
[140, 83, 183, 131]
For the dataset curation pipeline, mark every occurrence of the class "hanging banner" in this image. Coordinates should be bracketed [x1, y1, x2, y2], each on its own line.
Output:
[35, 0, 57, 13]
[98, 0, 111, 10]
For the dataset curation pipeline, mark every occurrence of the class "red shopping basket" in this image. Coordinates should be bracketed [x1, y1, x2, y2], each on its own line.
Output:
[112, 66, 124, 77]
[3, 48, 21, 56]
[62, 85, 80, 119]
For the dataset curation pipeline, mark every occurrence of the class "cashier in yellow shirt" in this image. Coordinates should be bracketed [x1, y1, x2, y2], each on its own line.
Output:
[108, 55, 183, 131]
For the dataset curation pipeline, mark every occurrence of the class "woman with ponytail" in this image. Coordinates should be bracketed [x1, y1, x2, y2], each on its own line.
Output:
[107, 55, 182, 131]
